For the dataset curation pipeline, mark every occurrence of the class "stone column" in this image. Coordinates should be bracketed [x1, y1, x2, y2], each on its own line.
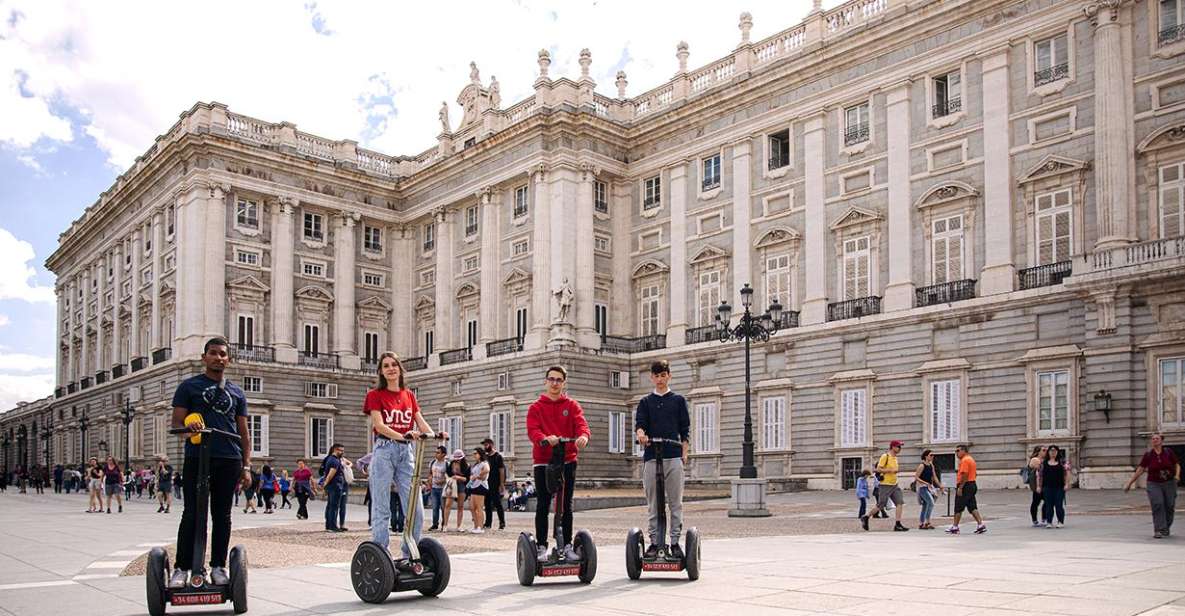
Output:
[433, 207, 455, 356]
[391, 225, 415, 359]
[202, 185, 227, 344]
[575, 165, 599, 349]
[111, 243, 122, 368]
[883, 80, 915, 312]
[528, 166, 552, 349]
[547, 167, 579, 349]
[95, 260, 105, 375]
[333, 213, 360, 370]
[477, 188, 501, 357]
[270, 198, 297, 363]
[668, 162, 689, 344]
[129, 229, 143, 360]
[801, 113, 828, 324]
[978, 46, 1016, 295]
[1087, 1, 1134, 248]
[732, 139, 754, 314]
[149, 210, 164, 351]
[610, 181, 632, 337]
[55, 286, 64, 387]
[67, 278, 77, 382]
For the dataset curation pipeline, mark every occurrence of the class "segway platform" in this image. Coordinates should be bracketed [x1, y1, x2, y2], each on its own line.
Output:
[624, 437, 701, 581]
[515, 437, 597, 586]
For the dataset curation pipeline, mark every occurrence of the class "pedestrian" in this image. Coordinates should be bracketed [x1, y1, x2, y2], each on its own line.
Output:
[123, 468, 135, 500]
[1037, 444, 1069, 528]
[293, 459, 316, 520]
[134, 467, 144, 498]
[915, 450, 943, 529]
[1124, 433, 1180, 538]
[319, 443, 349, 532]
[86, 457, 103, 513]
[468, 447, 490, 533]
[259, 465, 276, 513]
[156, 457, 174, 513]
[53, 464, 63, 493]
[481, 437, 507, 530]
[279, 469, 292, 509]
[635, 359, 691, 558]
[1026, 446, 1047, 527]
[104, 456, 124, 513]
[861, 440, 909, 532]
[0, 468, 7, 492]
[242, 466, 258, 513]
[946, 444, 986, 534]
[442, 449, 469, 532]
[855, 469, 871, 518]
[145, 465, 156, 500]
[526, 365, 592, 561]
[427, 446, 448, 531]
[173, 470, 183, 500]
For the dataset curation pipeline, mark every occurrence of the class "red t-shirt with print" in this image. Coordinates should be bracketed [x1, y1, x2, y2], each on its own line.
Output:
[363, 388, 421, 436]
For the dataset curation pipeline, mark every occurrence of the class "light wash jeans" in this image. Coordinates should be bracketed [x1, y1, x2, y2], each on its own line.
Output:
[918, 486, 935, 524]
[369, 440, 424, 559]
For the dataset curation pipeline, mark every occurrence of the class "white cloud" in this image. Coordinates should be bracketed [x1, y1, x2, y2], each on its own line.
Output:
[0, 227, 55, 303]
[0, 314, 10, 327]
[0, 0, 826, 169]
[0, 371, 54, 409]
[0, 352, 54, 371]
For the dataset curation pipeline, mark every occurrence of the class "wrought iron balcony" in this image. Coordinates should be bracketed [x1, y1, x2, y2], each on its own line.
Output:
[67, 382, 77, 394]
[54, 387, 64, 398]
[439, 347, 472, 366]
[768, 151, 790, 171]
[95, 370, 108, 385]
[931, 97, 962, 118]
[230, 343, 275, 363]
[827, 296, 882, 321]
[80, 377, 92, 390]
[915, 279, 977, 307]
[844, 123, 869, 146]
[1018, 261, 1072, 290]
[778, 311, 801, 329]
[298, 352, 339, 370]
[131, 356, 147, 372]
[403, 356, 427, 372]
[601, 334, 667, 354]
[685, 325, 719, 345]
[487, 337, 523, 358]
[111, 364, 126, 379]
[360, 358, 379, 373]
[151, 348, 172, 364]
[1034, 62, 1069, 87]
[1160, 24, 1185, 46]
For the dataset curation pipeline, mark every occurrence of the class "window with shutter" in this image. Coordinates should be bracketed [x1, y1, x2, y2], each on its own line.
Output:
[1036, 190, 1073, 264]
[1160, 163, 1184, 239]
[931, 215, 964, 284]
[695, 402, 718, 454]
[438, 416, 463, 450]
[640, 285, 661, 336]
[929, 380, 960, 443]
[843, 236, 871, 300]
[608, 411, 625, 453]
[1036, 370, 1070, 434]
[249, 415, 269, 457]
[765, 254, 792, 308]
[1159, 358, 1184, 428]
[840, 389, 867, 447]
[762, 397, 787, 450]
[697, 271, 721, 326]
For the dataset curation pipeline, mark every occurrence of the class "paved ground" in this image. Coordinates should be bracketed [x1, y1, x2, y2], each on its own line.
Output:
[1, 487, 1182, 616]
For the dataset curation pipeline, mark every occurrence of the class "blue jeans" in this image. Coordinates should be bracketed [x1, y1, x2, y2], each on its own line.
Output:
[918, 487, 935, 524]
[325, 483, 346, 530]
[430, 487, 444, 527]
[858, 497, 866, 518]
[369, 440, 424, 559]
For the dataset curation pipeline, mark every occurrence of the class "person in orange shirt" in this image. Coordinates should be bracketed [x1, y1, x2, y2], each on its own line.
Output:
[946, 444, 986, 534]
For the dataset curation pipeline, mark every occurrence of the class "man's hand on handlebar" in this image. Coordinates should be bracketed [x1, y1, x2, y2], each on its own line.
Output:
[544, 435, 560, 446]
[636, 431, 650, 447]
[576, 435, 588, 449]
[185, 415, 205, 433]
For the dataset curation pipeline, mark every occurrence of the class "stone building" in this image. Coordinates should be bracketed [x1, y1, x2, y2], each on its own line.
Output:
[4, 0, 1185, 489]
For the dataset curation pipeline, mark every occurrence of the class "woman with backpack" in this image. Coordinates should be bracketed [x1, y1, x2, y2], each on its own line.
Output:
[1025, 446, 1047, 527]
[914, 450, 943, 529]
[1037, 445, 1070, 527]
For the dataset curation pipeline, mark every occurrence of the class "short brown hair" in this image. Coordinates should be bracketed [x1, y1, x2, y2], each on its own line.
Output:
[650, 360, 671, 375]
[545, 365, 567, 380]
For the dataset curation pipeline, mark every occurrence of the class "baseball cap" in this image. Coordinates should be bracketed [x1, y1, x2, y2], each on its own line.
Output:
[451, 449, 465, 460]
[890, 440, 904, 448]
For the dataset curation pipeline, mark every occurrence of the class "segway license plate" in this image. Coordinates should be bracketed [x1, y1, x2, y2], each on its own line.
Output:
[172, 592, 224, 606]
[539, 565, 581, 577]
[642, 561, 683, 572]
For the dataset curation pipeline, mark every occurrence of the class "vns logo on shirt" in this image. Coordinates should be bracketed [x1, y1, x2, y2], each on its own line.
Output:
[200, 385, 237, 418]
[381, 407, 415, 428]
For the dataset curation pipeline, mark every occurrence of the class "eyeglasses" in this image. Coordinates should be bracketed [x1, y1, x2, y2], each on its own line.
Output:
[545, 377, 565, 384]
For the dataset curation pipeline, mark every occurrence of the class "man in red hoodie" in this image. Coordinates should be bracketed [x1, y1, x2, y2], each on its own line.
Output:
[526, 365, 591, 562]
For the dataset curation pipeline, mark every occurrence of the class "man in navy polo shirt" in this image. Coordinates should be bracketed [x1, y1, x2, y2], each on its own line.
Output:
[634, 359, 690, 559]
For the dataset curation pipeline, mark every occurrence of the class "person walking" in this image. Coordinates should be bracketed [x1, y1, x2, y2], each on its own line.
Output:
[1124, 433, 1180, 538]
[1026, 446, 1047, 527]
[634, 359, 691, 558]
[427, 446, 448, 531]
[104, 457, 123, 513]
[945, 445, 985, 534]
[173, 470, 183, 500]
[279, 469, 292, 509]
[467, 447, 490, 533]
[123, 468, 135, 501]
[320, 443, 349, 532]
[442, 450, 469, 532]
[861, 440, 909, 531]
[293, 459, 316, 520]
[914, 450, 943, 530]
[526, 365, 592, 561]
[259, 465, 277, 514]
[481, 438, 507, 530]
[1037, 445, 1069, 528]
[855, 470, 871, 518]
[53, 464, 63, 493]
[86, 458, 102, 513]
[242, 466, 258, 514]
[156, 457, 174, 513]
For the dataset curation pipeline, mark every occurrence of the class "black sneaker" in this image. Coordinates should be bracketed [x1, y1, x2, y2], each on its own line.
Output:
[669, 543, 684, 560]
[394, 559, 416, 572]
[644, 544, 660, 559]
[894, 522, 909, 532]
[428, 525, 439, 531]
[860, 515, 869, 531]
[157, 506, 164, 513]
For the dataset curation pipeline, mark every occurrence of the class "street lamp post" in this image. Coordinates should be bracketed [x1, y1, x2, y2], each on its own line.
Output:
[41, 416, 52, 468]
[121, 401, 135, 473]
[16, 425, 28, 470]
[715, 283, 782, 517]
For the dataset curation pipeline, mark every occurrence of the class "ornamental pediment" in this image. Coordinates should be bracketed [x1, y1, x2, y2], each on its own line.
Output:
[689, 245, 730, 264]
[295, 285, 333, 303]
[915, 181, 980, 210]
[754, 226, 800, 248]
[1018, 155, 1089, 185]
[632, 259, 670, 279]
[158, 279, 175, 297]
[1136, 123, 1185, 154]
[456, 282, 480, 299]
[503, 267, 531, 286]
[228, 275, 269, 293]
[828, 206, 882, 231]
[357, 295, 392, 312]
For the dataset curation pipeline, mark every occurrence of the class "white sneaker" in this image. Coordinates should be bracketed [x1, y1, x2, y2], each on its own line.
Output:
[210, 567, 230, 586]
[168, 568, 187, 589]
[470, 527, 484, 534]
[1055, 521, 1063, 528]
[562, 544, 580, 562]
[536, 545, 550, 561]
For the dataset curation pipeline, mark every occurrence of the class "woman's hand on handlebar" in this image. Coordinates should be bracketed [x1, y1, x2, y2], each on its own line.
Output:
[404, 429, 422, 441]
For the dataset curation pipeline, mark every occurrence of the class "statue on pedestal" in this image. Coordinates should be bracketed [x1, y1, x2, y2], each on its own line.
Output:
[553, 278, 574, 323]
[438, 101, 450, 134]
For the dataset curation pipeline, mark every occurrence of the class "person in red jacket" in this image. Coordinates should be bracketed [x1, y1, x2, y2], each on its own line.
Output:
[526, 365, 590, 562]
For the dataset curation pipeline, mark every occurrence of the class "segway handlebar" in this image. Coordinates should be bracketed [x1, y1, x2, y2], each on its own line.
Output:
[401, 431, 450, 441]
[169, 426, 242, 441]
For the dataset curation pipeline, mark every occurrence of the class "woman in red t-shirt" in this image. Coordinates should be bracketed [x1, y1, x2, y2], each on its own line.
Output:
[363, 352, 438, 563]
[1125, 433, 1181, 538]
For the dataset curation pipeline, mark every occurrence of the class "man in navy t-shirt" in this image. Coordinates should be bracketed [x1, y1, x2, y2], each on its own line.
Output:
[168, 337, 252, 589]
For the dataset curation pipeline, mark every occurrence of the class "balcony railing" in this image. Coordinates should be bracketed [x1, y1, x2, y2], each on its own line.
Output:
[778, 310, 800, 329]
[844, 123, 869, 146]
[1034, 62, 1069, 87]
[360, 358, 379, 373]
[111, 364, 126, 379]
[403, 356, 427, 372]
[80, 377, 92, 390]
[768, 150, 790, 171]
[931, 97, 962, 118]
[487, 337, 523, 358]
[230, 343, 275, 363]
[915, 279, 977, 307]
[601, 334, 667, 354]
[827, 296, 882, 321]
[686, 325, 719, 345]
[67, 382, 77, 394]
[95, 370, 108, 385]
[1018, 261, 1072, 290]
[1081, 236, 1184, 274]
[298, 352, 339, 370]
[55, 387, 65, 398]
[1160, 24, 1185, 46]
[439, 347, 472, 366]
[130, 356, 147, 372]
[151, 348, 172, 364]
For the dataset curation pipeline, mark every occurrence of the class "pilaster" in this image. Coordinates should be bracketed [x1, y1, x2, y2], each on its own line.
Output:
[979, 46, 1016, 295]
[528, 165, 552, 349]
[129, 227, 143, 359]
[333, 213, 360, 370]
[883, 80, 915, 312]
[433, 206, 456, 353]
[67, 279, 77, 382]
[802, 113, 828, 324]
[668, 161, 689, 345]
[111, 243, 122, 369]
[576, 164, 600, 350]
[94, 261, 104, 375]
[271, 198, 297, 364]
[732, 138, 754, 313]
[202, 184, 227, 345]
[477, 187, 502, 358]
[391, 224, 415, 359]
[149, 210, 164, 351]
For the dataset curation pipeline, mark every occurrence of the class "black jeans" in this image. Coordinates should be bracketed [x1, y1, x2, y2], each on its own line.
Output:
[1042, 486, 1066, 524]
[534, 462, 576, 548]
[1030, 489, 1043, 522]
[261, 489, 275, 511]
[175, 456, 239, 570]
[484, 482, 506, 528]
[295, 486, 311, 518]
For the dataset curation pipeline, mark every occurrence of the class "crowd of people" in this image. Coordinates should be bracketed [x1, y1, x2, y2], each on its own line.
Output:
[0, 456, 179, 514]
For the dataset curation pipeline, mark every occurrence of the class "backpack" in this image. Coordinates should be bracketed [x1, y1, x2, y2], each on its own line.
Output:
[1019, 466, 1032, 483]
[874, 454, 890, 481]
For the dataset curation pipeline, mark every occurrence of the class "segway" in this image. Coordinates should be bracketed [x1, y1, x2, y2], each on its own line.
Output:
[147, 418, 248, 615]
[625, 437, 700, 581]
[351, 432, 450, 604]
[516, 437, 597, 586]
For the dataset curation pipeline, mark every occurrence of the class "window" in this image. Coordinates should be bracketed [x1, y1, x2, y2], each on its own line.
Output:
[237, 315, 255, 347]
[166, 205, 175, 236]
[694, 402, 719, 454]
[1036, 370, 1070, 434]
[514, 185, 529, 218]
[144, 237, 152, 254]
[932, 70, 962, 118]
[489, 411, 511, 454]
[153, 415, 167, 456]
[303, 212, 323, 241]
[1159, 162, 1184, 238]
[702, 154, 721, 191]
[608, 411, 626, 453]
[594, 303, 608, 338]
[610, 370, 630, 389]
[463, 255, 479, 273]
[422, 222, 435, 252]
[762, 397, 787, 450]
[768, 129, 791, 171]
[465, 206, 478, 237]
[309, 417, 334, 457]
[594, 181, 608, 214]
[930, 379, 961, 443]
[594, 236, 611, 253]
[640, 284, 661, 336]
[1034, 33, 1069, 86]
[305, 382, 338, 399]
[439, 416, 462, 450]
[842, 236, 871, 300]
[363, 225, 383, 252]
[452, 380, 463, 396]
[242, 376, 263, 393]
[515, 307, 528, 342]
[512, 239, 530, 257]
[1160, 357, 1184, 428]
[423, 329, 434, 356]
[1036, 190, 1072, 264]
[303, 324, 320, 355]
[844, 102, 870, 146]
[643, 176, 662, 209]
[697, 270, 721, 327]
[362, 271, 384, 287]
[236, 199, 259, 230]
[765, 253, 792, 308]
[632, 410, 644, 457]
[248, 415, 269, 457]
[466, 319, 478, 350]
[931, 215, 964, 284]
[419, 269, 436, 287]
[302, 260, 326, 278]
[840, 388, 867, 448]
[1163, 0, 1185, 46]
[497, 371, 511, 391]
[363, 332, 380, 362]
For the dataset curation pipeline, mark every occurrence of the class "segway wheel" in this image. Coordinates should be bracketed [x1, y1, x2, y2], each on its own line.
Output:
[515, 533, 537, 587]
[574, 529, 597, 584]
[351, 542, 395, 604]
[229, 545, 248, 614]
[684, 527, 701, 581]
[624, 528, 643, 580]
[416, 537, 450, 597]
[146, 547, 168, 616]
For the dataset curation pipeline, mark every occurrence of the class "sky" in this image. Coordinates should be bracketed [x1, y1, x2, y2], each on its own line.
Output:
[0, 0, 833, 411]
